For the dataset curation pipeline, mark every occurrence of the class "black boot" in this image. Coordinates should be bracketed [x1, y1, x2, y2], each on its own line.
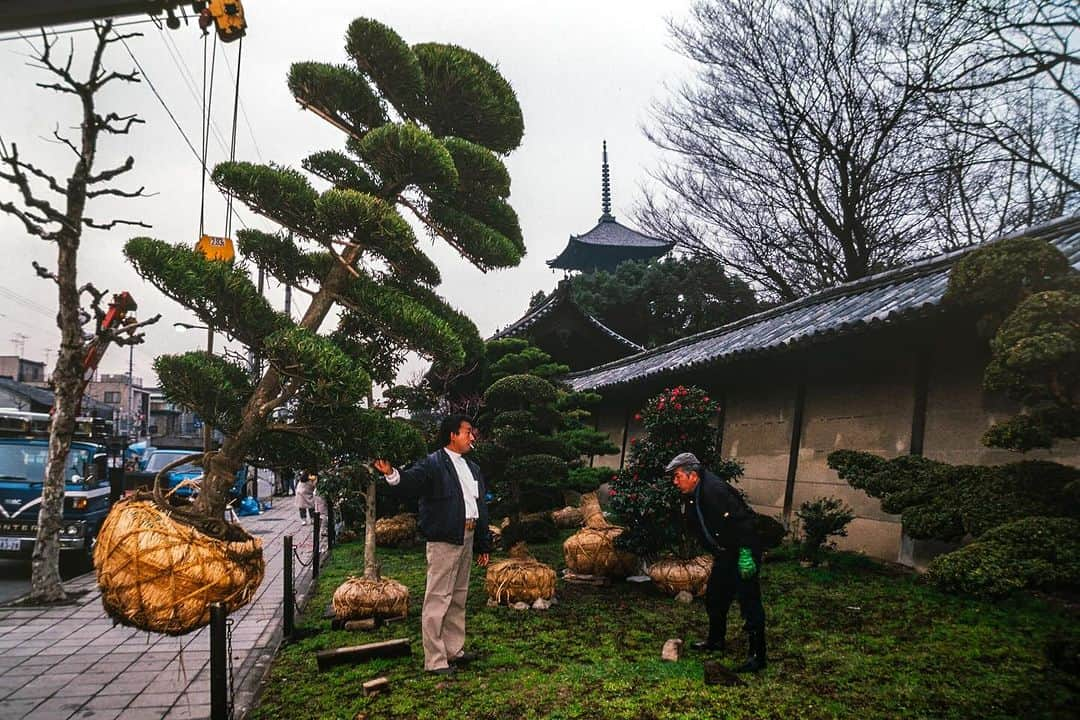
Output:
[692, 616, 726, 652]
[735, 630, 766, 673]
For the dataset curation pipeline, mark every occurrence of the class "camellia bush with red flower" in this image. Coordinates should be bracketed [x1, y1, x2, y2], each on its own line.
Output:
[610, 385, 743, 559]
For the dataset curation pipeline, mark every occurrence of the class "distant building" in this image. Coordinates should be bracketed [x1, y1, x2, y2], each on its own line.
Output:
[546, 142, 673, 274]
[0, 376, 111, 416]
[0, 355, 46, 386]
[86, 373, 150, 438]
[147, 388, 200, 444]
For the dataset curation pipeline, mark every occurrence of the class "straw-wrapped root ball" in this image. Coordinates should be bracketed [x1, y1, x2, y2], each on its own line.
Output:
[647, 555, 714, 597]
[563, 526, 638, 578]
[94, 495, 265, 636]
[484, 543, 557, 605]
[332, 575, 410, 620]
[375, 513, 417, 547]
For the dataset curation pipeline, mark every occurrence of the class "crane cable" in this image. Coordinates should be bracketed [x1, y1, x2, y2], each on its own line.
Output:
[197, 32, 218, 239]
[224, 36, 243, 238]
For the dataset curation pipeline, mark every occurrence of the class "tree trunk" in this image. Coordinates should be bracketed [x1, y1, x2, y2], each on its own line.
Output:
[363, 478, 378, 581]
[29, 45, 103, 602]
[190, 245, 362, 520]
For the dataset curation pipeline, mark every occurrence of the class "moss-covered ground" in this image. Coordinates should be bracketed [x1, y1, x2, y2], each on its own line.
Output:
[249, 535, 1077, 720]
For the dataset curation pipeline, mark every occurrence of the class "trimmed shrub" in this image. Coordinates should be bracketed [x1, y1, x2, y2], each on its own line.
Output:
[796, 497, 855, 563]
[926, 517, 1080, 598]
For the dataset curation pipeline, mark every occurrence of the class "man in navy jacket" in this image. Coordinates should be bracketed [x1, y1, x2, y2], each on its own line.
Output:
[667, 452, 767, 673]
[374, 414, 491, 675]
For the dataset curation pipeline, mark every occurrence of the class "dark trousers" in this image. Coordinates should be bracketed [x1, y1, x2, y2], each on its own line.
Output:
[705, 550, 765, 640]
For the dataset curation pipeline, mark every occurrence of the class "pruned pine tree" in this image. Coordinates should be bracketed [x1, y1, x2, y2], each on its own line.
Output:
[0, 22, 159, 603]
[124, 18, 525, 531]
[475, 339, 617, 542]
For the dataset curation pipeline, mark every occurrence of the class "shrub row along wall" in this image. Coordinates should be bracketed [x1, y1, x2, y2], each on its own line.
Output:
[585, 317, 1080, 567]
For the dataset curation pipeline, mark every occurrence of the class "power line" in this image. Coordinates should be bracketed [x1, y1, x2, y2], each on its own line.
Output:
[157, 25, 230, 156]
[218, 37, 264, 163]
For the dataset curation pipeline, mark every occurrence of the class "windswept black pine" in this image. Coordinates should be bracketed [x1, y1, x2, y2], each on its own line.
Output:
[122, 17, 524, 569]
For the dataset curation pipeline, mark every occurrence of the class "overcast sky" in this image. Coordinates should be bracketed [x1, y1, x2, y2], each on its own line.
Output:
[0, 0, 693, 388]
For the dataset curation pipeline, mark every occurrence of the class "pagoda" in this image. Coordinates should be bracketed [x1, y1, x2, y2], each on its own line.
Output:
[546, 141, 674, 273]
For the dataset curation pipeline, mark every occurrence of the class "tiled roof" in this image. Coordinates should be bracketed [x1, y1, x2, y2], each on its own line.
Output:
[567, 215, 1080, 392]
[491, 281, 645, 354]
[0, 376, 113, 415]
[547, 217, 674, 271]
[571, 216, 672, 248]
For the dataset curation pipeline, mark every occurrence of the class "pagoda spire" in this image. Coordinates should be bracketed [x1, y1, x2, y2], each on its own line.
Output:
[600, 140, 614, 222]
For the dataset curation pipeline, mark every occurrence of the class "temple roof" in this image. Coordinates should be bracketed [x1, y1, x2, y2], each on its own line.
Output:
[567, 214, 1080, 392]
[491, 281, 644, 371]
[547, 142, 673, 273]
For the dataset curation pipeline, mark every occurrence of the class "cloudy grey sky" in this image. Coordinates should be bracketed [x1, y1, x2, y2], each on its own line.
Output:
[0, 0, 693, 387]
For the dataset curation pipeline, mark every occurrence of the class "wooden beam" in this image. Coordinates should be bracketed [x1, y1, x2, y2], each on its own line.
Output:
[909, 345, 932, 457]
[782, 374, 807, 526]
[315, 638, 411, 671]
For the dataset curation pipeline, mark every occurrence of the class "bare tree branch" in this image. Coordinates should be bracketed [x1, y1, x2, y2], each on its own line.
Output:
[82, 217, 152, 231]
[31, 260, 59, 283]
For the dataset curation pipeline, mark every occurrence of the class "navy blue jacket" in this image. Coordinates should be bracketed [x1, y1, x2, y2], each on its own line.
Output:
[685, 469, 759, 557]
[393, 449, 492, 554]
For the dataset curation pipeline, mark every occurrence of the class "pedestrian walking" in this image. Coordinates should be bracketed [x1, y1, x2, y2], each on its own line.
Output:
[666, 452, 767, 672]
[373, 414, 492, 676]
[296, 469, 317, 524]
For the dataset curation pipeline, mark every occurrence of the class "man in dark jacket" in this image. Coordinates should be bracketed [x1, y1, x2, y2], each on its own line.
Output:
[374, 414, 491, 676]
[666, 452, 767, 673]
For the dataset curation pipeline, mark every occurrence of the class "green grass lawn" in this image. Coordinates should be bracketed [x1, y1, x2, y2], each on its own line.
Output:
[250, 535, 1077, 720]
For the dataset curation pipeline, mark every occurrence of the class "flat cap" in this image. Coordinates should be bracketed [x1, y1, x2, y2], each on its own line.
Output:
[664, 452, 701, 473]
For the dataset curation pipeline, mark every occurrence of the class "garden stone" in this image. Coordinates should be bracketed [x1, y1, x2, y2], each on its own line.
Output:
[661, 638, 683, 661]
[675, 590, 694, 604]
[512, 601, 530, 611]
[487, 598, 500, 607]
[532, 598, 551, 610]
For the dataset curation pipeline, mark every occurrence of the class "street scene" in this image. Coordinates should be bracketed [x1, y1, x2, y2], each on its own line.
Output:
[0, 1, 1077, 719]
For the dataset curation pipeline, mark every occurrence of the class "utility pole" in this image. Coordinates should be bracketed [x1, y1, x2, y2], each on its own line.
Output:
[127, 344, 134, 439]
[10, 332, 28, 357]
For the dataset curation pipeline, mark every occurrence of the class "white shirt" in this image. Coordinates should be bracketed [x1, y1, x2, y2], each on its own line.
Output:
[384, 448, 479, 520]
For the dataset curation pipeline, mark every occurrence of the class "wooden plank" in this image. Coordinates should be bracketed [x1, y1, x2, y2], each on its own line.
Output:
[316, 638, 411, 671]
[363, 677, 390, 696]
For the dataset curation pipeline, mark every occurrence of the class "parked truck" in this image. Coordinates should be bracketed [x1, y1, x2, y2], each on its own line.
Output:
[0, 409, 118, 568]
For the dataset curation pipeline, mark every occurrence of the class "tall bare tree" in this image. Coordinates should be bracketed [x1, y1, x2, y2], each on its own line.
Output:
[911, 0, 1078, 221]
[0, 22, 157, 602]
[640, 0, 1077, 302]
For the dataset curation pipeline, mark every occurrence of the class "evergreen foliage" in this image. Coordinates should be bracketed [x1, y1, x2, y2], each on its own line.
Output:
[796, 497, 855, 564]
[946, 236, 1080, 450]
[609, 385, 743, 559]
[533, 256, 762, 348]
[124, 16, 525, 519]
[926, 517, 1080, 598]
[465, 340, 616, 527]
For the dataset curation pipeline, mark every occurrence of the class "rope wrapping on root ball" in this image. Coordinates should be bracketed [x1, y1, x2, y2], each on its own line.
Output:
[484, 542, 556, 605]
[563, 526, 638, 578]
[374, 513, 417, 547]
[647, 555, 713, 597]
[94, 493, 265, 635]
[332, 575, 410, 620]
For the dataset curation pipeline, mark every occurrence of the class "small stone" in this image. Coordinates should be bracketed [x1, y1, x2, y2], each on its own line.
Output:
[661, 638, 683, 661]
[512, 601, 530, 611]
[531, 598, 550, 610]
[549, 595, 558, 605]
[799, 560, 814, 568]
[344, 618, 377, 631]
[486, 597, 500, 607]
[674, 590, 694, 604]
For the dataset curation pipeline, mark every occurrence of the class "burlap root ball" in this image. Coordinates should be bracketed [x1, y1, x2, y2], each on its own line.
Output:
[375, 513, 417, 547]
[332, 575, 410, 620]
[647, 555, 714, 597]
[485, 543, 557, 605]
[563, 527, 639, 578]
[95, 495, 264, 636]
[552, 505, 584, 529]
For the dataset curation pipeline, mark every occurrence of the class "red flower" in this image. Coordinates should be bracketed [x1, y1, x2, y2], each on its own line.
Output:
[634, 413, 642, 421]
[675, 404, 682, 410]
[609, 488, 617, 497]
[703, 396, 710, 402]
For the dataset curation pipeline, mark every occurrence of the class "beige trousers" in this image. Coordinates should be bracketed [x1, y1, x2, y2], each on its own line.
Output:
[421, 530, 474, 670]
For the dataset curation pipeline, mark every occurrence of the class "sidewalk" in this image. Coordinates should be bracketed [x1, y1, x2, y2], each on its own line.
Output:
[0, 497, 322, 720]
